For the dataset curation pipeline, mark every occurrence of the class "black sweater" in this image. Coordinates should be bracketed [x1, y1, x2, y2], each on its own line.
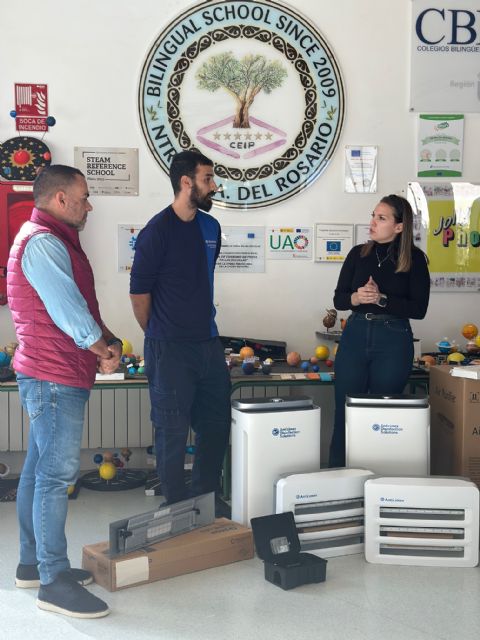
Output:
[333, 242, 430, 319]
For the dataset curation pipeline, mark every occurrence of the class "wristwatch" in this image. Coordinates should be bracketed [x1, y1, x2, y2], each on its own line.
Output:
[377, 294, 388, 308]
[107, 338, 123, 347]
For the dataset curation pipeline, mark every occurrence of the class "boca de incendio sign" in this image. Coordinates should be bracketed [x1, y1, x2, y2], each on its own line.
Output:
[139, 0, 345, 209]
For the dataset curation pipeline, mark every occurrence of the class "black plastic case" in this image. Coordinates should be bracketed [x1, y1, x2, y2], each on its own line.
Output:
[250, 512, 327, 590]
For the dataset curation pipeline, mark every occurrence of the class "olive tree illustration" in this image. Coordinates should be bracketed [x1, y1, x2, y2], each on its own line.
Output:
[196, 52, 288, 128]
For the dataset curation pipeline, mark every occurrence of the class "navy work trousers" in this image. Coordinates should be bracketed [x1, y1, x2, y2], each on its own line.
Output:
[144, 336, 231, 504]
[329, 313, 414, 467]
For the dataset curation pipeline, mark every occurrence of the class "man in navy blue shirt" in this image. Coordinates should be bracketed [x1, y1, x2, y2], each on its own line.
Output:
[130, 151, 231, 507]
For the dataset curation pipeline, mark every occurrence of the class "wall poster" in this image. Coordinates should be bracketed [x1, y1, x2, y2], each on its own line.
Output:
[355, 224, 370, 245]
[417, 114, 464, 177]
[217, 226, 265, 272]
[344, 146, 377, 193]
[408, 181, 480, 291]
[118, 224, 143, 272]
[315, 223, 354, 262]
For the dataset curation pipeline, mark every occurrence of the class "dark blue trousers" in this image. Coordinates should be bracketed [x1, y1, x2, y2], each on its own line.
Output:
[144, 336, 231, 503]
[329, 313, 414, 467]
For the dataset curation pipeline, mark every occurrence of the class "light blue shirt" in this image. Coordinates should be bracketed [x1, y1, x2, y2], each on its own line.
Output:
[21, 233, 102, 350]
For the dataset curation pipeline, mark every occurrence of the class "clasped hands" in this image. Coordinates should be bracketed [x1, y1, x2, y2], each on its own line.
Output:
[352, 276, 381, 306]
[98, 343, 122, 374]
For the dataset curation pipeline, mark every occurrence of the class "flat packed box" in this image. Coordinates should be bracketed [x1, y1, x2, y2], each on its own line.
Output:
[429, 365, 480, 487]
[82, 519, 253, 592]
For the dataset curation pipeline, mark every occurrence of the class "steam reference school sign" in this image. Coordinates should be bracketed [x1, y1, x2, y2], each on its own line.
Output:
[410, 1, 480, 111]
[139, 0, 345, 209]
[74, 147, 139, 196]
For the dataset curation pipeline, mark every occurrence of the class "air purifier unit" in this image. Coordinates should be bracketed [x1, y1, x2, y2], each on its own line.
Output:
[346, 394, 430, 475]
[364, 477, 479, 567]
[231, 395, 320, 527]
[275, 468, 375, 557]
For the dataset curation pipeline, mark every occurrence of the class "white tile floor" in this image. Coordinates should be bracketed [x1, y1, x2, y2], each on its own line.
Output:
[2, 487, 480, 640]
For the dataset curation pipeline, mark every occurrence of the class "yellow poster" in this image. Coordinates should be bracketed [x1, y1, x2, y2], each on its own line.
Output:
[408, 182, 480, 291]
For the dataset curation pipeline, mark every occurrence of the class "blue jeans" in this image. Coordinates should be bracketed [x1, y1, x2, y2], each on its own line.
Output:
[16, 374, 89, 585]
[145, 337, 231, 504]
[329, 313, 414, 467]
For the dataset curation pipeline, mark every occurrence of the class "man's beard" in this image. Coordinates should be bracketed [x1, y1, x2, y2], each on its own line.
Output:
[190, 184, 214, 212]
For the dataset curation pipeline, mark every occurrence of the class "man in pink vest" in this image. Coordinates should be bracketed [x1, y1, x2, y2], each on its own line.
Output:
[7, 165, 121, 618]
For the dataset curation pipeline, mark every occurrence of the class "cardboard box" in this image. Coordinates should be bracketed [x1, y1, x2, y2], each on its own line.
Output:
[82, 518, 253, 592]
[429, 365, 480, 487]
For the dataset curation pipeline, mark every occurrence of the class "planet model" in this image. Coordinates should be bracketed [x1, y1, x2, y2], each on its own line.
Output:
[286, 351, 301, 367]
[465, 341, 480, 354]
[315, 345, 330, 360]
[461, 323, 478, 340]
[121, 339, 133, 355]
[242, 360, 255, 375]
[420, 355, 436, 368]
[447, 352, 465, 363]
[99, 461, 117, 480]
[239, 346, 255, 360]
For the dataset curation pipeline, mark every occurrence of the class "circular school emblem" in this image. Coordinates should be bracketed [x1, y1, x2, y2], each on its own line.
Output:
[139, 0, 345, 209]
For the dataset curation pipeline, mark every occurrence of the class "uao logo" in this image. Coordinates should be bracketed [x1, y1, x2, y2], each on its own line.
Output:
[139, 0, 345, 209]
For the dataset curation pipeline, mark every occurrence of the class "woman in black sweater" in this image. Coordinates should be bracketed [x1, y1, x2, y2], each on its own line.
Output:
[329, 194, 430, 467]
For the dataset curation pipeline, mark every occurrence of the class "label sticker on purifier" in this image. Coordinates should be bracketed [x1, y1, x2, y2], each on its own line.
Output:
[371, 423, 403, 435]
[272, 427, 300, 438]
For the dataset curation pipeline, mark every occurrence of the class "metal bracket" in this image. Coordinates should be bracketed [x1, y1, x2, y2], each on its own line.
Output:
[109, 492, 215, 556]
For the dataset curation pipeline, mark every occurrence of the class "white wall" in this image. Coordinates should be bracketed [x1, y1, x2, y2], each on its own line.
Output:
[1, 0, 479, 357]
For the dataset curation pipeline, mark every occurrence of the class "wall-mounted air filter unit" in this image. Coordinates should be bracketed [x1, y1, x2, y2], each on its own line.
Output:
[364, 477, 479, 567]
[275, 468, 375, 557]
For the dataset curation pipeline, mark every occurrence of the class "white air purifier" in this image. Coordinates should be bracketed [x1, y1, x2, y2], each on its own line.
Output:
[231, 395, 320, 526]
[364, 477, 479, 567]
[346, 394, 430, 475]
[275, 468, 375, 557]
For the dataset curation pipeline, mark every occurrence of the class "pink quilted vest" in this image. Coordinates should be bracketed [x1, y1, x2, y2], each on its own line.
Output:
[7, 208, 102, 389]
